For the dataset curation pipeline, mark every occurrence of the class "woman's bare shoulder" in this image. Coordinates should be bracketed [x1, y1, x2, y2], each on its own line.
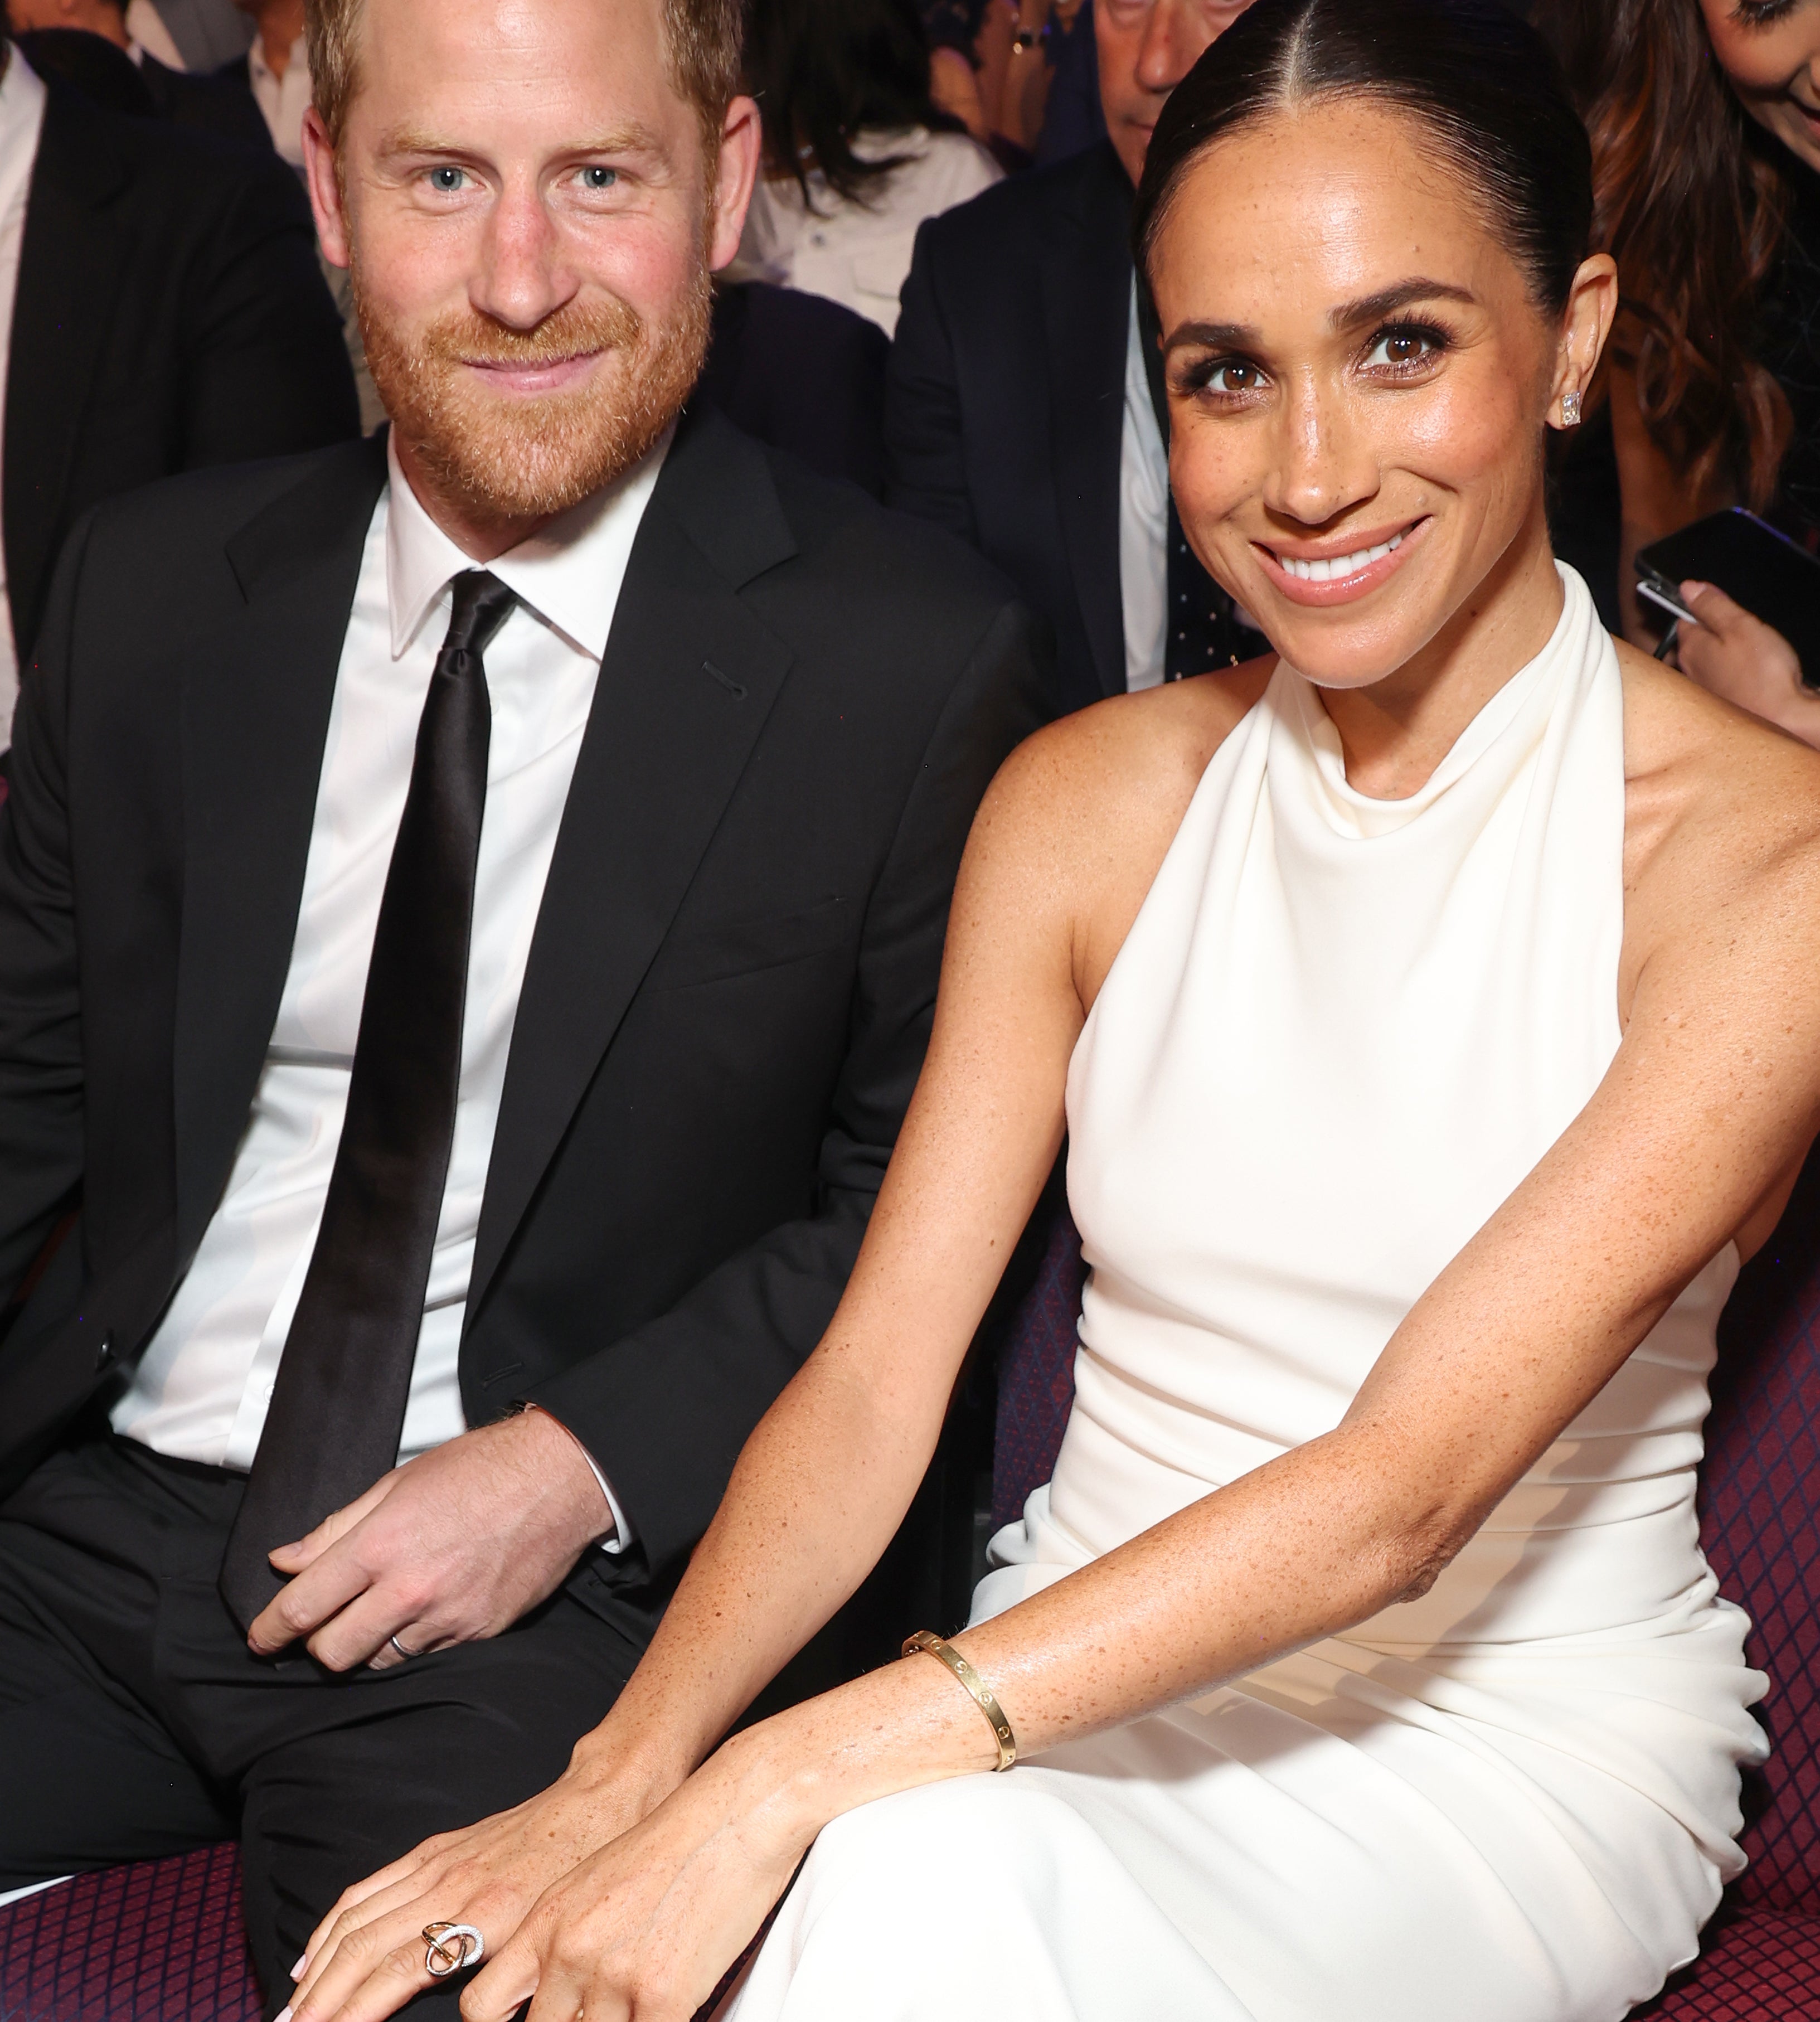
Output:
[1617, 639, 1820, 963]
[984, 658, 1274, 851]
[957, 658, 1273, 1004]
[1620, 642, 1820, 846]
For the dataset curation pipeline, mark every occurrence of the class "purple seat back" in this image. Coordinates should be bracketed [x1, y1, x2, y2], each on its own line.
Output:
[1701, 1148, 1820, 1915]
[992, 1204, 1086, 1530]
[0, 1845, 260, 2022]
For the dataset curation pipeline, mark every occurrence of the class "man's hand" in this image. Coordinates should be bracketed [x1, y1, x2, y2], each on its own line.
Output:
[246, 1407, 612, 1670]
[1676, 579, 1820, 751]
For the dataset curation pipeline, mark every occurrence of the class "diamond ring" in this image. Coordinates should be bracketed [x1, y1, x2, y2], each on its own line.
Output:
[423, 1922, 484, 1977]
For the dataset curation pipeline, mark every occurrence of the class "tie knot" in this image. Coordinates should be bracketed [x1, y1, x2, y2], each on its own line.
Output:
[443, 570, 518, 660]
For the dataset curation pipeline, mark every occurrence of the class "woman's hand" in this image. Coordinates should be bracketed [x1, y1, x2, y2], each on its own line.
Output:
[1675, 579, 1820, 749]
[284, 1751, 668, 2022]
[460, 1739, 816, 2022]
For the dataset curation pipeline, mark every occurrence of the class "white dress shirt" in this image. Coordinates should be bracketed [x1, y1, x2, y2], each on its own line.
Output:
[111, 433, 669, 1550]
[1119, 277, 1169, 694]
[729, 127, 1002, 337]
[0, 51, 47, 750]
[246, 31, 310, 166]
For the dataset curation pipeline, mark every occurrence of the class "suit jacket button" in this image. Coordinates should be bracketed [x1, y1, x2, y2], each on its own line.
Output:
[94, 1332, 117, 1372]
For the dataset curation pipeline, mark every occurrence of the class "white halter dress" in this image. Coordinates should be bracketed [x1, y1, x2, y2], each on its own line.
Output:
[727, 568, 1766, 2022]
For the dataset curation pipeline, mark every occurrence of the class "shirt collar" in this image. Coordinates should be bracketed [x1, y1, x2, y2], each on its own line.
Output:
[0, 47, 48, 209]
[247, 35, 307, 86]
[384, 425, 672, 662]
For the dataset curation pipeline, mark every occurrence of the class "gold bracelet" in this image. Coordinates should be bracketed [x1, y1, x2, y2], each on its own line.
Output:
[902, 1630, 1018, 1771]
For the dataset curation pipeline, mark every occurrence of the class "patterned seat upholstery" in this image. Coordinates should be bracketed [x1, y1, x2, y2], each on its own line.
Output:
[7, 1155, 1819, 2019]
[1638, 1146, 1820, 2016]
[0, 1844, 258, 2022]
[991, 1202, 1087, 1531]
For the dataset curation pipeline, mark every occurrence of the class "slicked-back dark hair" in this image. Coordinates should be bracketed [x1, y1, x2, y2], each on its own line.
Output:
[1133, 0, 1593, 319]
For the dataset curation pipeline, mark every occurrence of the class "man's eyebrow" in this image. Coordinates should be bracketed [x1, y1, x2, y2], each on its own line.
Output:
[376, 121, 663, 158]
[1328, 278, 1478, 330]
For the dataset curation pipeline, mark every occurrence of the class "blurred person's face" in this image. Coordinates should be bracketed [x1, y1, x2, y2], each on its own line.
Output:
[8, 0, 128, 38]
[1701, 0, 1820, 176]
[1096, 0, 1255, 187]
[1148, 99, 1615, 696]
[303, 0, 760, 556]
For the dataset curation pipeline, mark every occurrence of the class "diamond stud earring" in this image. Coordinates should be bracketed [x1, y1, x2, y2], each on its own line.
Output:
[1561, 389, 1583, 428]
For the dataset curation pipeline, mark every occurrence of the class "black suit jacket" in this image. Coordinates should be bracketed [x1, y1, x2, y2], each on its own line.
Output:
[140, 50, 274, 149]
[698, 282, 890, 497]
[886, 140, 1132, 718]
[0, 408, 1048, 1632]
[4, 81, 358, 669]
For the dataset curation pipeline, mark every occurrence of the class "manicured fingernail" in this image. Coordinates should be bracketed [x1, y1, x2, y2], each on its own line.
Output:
[291, 1953, 308, 1977]
[276, 2007, 293, 2022]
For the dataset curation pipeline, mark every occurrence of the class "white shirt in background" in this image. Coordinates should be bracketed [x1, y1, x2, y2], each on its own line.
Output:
[110, 433, 669, 1549]
[124, 0, 187, 70]
[246, 31, 310, 166]
[0, 51, 47, 751]
[730, 125, 1001, 337]
[1119, 277, 1169, 694]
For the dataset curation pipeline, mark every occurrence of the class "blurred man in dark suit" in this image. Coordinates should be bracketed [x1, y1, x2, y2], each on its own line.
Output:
[700, 280, 891, 496]
[887, 0, 1258, 717]
[6, 0, 268, 138]
[215, 0, 303, 163]
[0, 31, 356, 749]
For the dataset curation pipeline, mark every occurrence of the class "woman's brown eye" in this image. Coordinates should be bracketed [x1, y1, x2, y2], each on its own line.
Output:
[1363, 327, 1443, 371]
[1217, 364, 1256, 392]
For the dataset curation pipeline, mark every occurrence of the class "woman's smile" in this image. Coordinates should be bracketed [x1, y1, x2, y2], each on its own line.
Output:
[1253, 515, 1431, 607]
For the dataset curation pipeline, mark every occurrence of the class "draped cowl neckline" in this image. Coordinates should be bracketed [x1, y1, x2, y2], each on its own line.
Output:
[1274, 566, 1589, 843]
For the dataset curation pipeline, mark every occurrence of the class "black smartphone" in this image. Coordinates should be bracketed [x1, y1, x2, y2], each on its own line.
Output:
[1635, 508, 1820, 688]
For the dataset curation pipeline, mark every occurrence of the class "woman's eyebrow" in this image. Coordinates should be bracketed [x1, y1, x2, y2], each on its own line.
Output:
[1162, 319, 1259, 357]
[1328, 278, 1478, 330]
[1163, 279, 1479, 359]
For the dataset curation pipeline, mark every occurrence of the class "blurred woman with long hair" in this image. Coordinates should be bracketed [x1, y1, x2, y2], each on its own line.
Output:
[1541, 0, 1820, 743]
[728, 0, 1001, 334]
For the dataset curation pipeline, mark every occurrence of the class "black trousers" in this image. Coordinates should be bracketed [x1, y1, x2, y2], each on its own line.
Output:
[0, 1435, 647, 2018]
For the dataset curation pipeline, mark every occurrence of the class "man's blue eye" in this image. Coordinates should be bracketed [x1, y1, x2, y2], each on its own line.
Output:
[579, 166, 618, 190]
[429, 167, 465, 192]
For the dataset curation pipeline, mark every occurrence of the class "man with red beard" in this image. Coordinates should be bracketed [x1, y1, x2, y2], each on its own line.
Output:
[0, 0, 1047, 2004]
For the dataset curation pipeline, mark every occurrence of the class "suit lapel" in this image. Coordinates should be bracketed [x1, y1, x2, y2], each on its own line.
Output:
[172, 437, 387, 1258]
[469, 411, 797, 1307]
[3, 86, 128, 661]
[1042, 142, 1135, 703]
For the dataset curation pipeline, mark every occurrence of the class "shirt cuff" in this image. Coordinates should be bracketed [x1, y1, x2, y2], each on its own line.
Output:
[522, 1403, 634, 1554]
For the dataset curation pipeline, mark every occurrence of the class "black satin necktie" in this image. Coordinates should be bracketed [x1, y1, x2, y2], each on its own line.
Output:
[219, 570, 516, 1632]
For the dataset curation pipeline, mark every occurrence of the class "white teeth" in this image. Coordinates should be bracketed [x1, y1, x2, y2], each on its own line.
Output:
[1279, 532, 1404, 582]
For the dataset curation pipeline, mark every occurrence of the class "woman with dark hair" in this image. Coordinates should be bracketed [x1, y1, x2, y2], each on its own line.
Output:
[285, 5, 1820, 2019]
[727, 0, 1000, 333]
[1539, 0, 1820, 744]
